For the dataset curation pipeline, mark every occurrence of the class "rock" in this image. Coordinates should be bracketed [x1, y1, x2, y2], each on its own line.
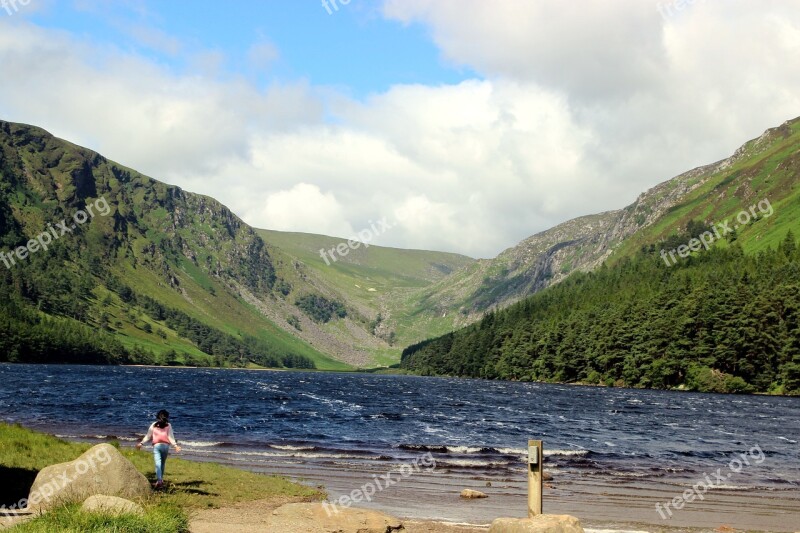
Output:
[81, 495, 144, 516]
[28, 444, 150, 510]
[543, 471, 553, 481]
[265, 502, 403, 533]
[460, 489, 488, 499]
[489, 514, 584, 533]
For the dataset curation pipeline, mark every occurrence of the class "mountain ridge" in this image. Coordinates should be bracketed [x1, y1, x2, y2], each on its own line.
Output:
[1, 116, 798, 370]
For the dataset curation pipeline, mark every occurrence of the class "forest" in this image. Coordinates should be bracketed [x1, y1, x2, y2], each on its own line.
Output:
[402, 231, 800, 395]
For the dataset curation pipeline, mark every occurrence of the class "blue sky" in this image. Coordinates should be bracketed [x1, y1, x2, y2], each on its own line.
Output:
[1, 1, 798, 257]
[25, 1, 474, 97]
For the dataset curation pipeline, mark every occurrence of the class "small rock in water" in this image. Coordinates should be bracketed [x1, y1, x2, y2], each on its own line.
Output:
[543, 471, 553, 481]
[486, 481, 492, 487]
[460, 489, 488, 499]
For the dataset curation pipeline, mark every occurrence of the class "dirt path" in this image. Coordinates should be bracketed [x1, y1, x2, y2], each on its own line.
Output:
[188, 496, 489, 533]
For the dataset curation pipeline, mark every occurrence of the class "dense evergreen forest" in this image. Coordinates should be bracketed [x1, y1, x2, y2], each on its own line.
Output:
[402, 231, 800, 395]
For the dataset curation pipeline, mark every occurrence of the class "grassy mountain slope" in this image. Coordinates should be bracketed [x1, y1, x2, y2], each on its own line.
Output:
[257, 229, 475, 365]
[400, 117, 800, 394]
[610, 118, 800, 260]
[393, 117, 800, 336]
[0, 120, 347, 370]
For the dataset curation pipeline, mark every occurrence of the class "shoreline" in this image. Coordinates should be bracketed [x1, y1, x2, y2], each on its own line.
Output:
[4, 364, 798, 532]
[51, 433, 800, 533]
[120, 363, 797, 397]
[2, 361, 793, 397]
[4, 423, 798, 533]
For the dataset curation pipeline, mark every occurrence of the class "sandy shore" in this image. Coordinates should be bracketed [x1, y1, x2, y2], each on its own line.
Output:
[188, 496, 490, 533]
[181, 451, 799, 533]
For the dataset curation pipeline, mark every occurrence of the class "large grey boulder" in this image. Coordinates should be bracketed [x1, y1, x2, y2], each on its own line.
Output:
[27, 444, 150, 510]
[490, 514, 585, 533]
[81, 495, 144, 516]
[265, 502, 403, 532]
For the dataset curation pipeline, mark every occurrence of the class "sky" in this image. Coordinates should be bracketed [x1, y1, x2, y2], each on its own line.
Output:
[0, 1, 798, 258]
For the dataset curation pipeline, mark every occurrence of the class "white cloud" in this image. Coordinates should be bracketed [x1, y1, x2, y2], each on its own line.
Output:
[258, 183, 354, 237]
[0, 2, 799, 258]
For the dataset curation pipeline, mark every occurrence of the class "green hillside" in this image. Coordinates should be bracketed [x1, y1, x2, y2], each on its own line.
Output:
[402, 234, 800, 394]
[0, 120, 348, 371]
[401, 118, 800, 395]
[393, 118, 800, 343]
[257, 229, 475, 365]
[258, 229, 473, 307]
[612, 118, 800, 261]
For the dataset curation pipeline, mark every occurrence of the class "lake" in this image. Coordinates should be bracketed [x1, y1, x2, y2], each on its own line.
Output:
[1, 364, 798, 531]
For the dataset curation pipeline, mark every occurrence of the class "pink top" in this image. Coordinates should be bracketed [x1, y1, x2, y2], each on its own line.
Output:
[153, 425, 172, 445]
[140, 423, 178, 446]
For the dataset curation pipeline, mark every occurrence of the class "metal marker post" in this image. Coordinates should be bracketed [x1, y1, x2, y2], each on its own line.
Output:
[528, 439, 543, 517]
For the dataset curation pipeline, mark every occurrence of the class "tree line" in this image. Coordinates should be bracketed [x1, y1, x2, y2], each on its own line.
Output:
[402, 232, 800, 395]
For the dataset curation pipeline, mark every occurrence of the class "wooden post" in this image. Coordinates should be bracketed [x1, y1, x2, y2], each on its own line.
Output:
[527, 439, 543, 517]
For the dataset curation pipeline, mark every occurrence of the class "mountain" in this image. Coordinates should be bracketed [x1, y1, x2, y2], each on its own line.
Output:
[0, 120, 347, 370]
[395, 118, 800, 334]
[400, 117, 800, 394]
[2, 116, 798, 373]
[256, 229, 475, 366]
[0, 119, 478, 370]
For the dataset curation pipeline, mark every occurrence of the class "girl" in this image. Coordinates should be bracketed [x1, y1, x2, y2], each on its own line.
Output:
[136, 409, 182, 488]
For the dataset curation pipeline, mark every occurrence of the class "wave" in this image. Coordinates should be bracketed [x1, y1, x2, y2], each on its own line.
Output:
[181, 440, 223, 448]
[435, 458, 515, 469]
[189, 448, 392, 462]
[497, 447, 527, 455]
[397, 444, 590, 458]
[270, 444, 317, 451]
[545, 449, 589, 457]
[56, 434, 138, 442]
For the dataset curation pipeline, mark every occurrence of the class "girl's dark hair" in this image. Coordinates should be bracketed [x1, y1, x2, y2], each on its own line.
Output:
[155, 409, 170, 429]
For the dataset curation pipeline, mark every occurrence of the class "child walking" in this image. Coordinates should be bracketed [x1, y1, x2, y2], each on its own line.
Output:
[136, 409, 182, 489]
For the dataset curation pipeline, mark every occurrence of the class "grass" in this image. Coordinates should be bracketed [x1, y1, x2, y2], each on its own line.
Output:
[9, 504, 188, 533]
[0, 423, 323, 532]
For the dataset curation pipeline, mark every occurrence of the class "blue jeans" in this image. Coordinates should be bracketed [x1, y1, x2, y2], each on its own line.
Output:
[153, 443, 170, 481]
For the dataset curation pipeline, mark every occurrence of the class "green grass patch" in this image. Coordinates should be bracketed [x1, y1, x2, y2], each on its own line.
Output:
[1, 423, 323, 531]
[11, 503, 188, 533]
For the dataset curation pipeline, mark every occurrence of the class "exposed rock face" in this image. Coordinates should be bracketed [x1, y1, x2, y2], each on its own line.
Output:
[489, 514, 584, 533]
[460, 489, 488, 499]
[264, 502, 403, 533]
[27, 444, 150, 510]
[81, 495, 144, 516]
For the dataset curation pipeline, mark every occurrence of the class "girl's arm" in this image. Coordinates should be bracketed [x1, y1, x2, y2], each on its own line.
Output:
[137, 423, 154, 447]
[168, 425, 178, 446]
[168, 425, 182, 452]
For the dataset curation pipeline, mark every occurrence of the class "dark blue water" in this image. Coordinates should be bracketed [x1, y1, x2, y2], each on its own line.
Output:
[2, 363, 798, 488]
[2, 364, 799, 528]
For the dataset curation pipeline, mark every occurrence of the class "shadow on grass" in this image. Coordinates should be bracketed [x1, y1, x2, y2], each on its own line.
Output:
[171, 480, 217, 496]
[147, 478, 218, 497]
[0, 466, 38, 507]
